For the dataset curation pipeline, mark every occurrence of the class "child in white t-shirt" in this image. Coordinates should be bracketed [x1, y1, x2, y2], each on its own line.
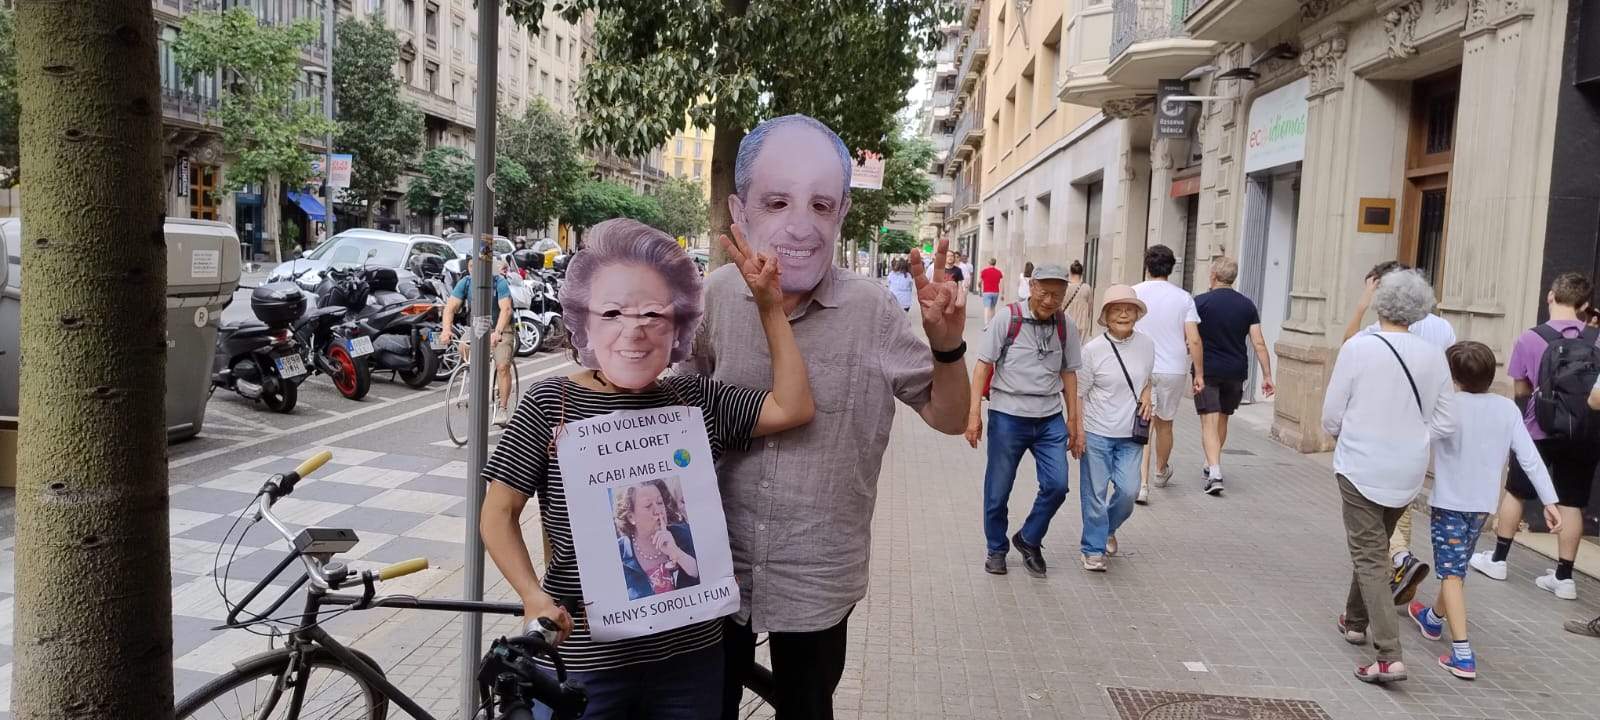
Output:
[1405, 341, 1562, 680]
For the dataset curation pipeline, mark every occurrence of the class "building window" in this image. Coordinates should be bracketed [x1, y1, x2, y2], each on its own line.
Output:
[468, 33, 477, 59]
[1040, 22, 1062, 117]
[399, 57, 413, 85]
[543, 30, 552, 52]
[1016, 64, 1034, 144]
[401, 0, 415, 30]
[451, 19, 462, 52]
[541, 70, 550, 97]
[693, 140, 703, 159]
[424, 3, 438, 40]
[451, 77, 461, 103]
[675, 137, 685, 155]
[424, 62, 438, 93]
[1082, 180, 1102, 288]
[555, 78, 564, 105]
[674, 159, 684, 176]
[1401, 68, 1460, 290]
[694, 161, 703, 179]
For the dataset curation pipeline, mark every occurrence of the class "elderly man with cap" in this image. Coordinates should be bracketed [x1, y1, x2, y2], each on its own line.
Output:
[966, 263, 1085, 578]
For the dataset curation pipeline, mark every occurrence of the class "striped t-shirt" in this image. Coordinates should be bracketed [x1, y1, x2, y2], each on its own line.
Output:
[482, 373, 767, 672]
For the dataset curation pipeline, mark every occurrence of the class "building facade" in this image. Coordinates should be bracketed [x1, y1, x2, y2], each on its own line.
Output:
[662, 123, 714, 201]
[1063, 0, 1572, 454]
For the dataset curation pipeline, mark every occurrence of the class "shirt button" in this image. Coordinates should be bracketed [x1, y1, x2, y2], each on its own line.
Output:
[760, 481, 770, 489]
[766, 441, 775, 449]
[753, 565, 763, 573]
[758, 523, 767, 531]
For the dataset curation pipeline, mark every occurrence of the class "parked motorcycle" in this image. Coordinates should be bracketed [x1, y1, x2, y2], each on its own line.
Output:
[290, 299, 373, 401]
[316, 267, 442, 389]
[512, 249, 565, 355]
[210, 282, 309, 413]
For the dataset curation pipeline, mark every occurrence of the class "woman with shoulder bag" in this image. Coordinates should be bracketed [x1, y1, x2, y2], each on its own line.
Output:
[1075, 285, 1155, 572]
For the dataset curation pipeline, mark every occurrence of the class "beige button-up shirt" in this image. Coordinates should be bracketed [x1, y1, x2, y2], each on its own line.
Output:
[686, 265, 935, 633]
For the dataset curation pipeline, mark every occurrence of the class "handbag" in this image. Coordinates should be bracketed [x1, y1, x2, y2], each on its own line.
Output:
[1107, 334, 1151, 445]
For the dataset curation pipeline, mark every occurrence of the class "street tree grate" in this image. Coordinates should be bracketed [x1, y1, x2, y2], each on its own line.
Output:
[1107, 688, 1331, 720]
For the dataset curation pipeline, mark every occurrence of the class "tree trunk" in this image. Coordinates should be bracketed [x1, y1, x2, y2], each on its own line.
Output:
[365, 190, 378, 227]
[707, 119, 742, 269]
[12, 2, 173, 718]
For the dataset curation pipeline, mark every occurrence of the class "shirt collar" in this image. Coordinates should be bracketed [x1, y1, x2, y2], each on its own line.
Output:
[740, 265, 843, 314]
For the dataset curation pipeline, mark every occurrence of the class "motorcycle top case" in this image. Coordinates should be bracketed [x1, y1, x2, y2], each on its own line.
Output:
[250, 282, 308, 326]
[366, 267, 400, 293]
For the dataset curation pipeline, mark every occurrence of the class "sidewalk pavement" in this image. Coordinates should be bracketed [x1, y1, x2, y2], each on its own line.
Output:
[328, 304, 1600, 719]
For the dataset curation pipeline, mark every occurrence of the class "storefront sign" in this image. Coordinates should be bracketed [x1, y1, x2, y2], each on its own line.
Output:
[176, 156, 191, 197]
[1170, 175, 1202, 198]
[1156, 79, 1193, 138]
[328, 153, 353, 190]
[1357, 197, 1396, 233]
[1245, 78, 1309, 174]
[849, 150, 885, 190]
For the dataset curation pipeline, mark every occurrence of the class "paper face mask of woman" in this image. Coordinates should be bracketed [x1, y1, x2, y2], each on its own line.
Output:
[559, 219, 704, 391]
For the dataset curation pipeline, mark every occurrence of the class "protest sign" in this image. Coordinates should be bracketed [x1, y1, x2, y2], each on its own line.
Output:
[555, 405, 739, 641]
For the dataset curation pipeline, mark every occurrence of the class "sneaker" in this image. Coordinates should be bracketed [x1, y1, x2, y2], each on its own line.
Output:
[1135, 484, 1150, 505]
[1106, 535, 1118, 557]
[1536, 570, 1578, 600]
[493, 405, 510, 426]
[1153, 465, 1174, 488]
[1337, 615, 1367, 645]
[1469, 551, 1507, 581]
[1081, 554, 1107, 572]
[1354, 660, 1408, 684]
[1390, 554, 1429, 606]
[1438, 651, 1477, 680]
[984, 552, 1007, 575]
[1563, 616, 1600, 638]
[1204, 478, 1224, 496]
[1407, 601, 1443, 641]
[1011, 532, 1047, 578]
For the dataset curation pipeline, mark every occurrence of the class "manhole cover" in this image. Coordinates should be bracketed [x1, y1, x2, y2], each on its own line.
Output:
[1108, 688, 1329, 720]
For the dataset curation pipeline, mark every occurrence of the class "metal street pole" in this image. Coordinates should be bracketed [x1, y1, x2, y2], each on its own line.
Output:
[323, 0, 336, 239]
[463, 0, 498, 715]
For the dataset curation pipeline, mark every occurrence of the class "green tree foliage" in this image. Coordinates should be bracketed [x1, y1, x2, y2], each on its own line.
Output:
[843, 130, 936, 251]
[406, 146, 475, 221]
[652, 177, 708, 240]
[174, 7, 336, 192]
[879, 228, 918, 256]
[508, 0, 954, 263]
[0, 7, 18, 187]
[334, 16, 422, 226]
[497, 98, 588, 234]
[564, 179, 664, 232]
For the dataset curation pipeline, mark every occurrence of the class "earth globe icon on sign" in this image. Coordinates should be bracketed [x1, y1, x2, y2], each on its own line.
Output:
[672, 449, 692, 468]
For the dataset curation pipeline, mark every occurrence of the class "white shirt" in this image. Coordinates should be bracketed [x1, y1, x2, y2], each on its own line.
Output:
[1133, 280, 1200, 375]
[1321, 332, 1457, 507]
[1358, 313, 1456, 349]
[1430, 392, 1558, 512]
[1077, 330, 1156, 438]
[1017, 276, 1031, 300]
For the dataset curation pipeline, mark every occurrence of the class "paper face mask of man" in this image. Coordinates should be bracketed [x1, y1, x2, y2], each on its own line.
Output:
[559, 219, 704, 390]
[728, 114, 854, 295]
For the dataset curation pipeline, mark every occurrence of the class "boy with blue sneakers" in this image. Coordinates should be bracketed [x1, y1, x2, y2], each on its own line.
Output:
[1405, 341, 1563, 679]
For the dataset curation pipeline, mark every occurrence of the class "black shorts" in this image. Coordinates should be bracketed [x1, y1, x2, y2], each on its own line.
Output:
[1506, 437, 1600, 509]
[1195, 378, 1245, 416]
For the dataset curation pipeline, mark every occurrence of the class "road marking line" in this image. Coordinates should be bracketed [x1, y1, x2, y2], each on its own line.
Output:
[173, 354, 571, 469]
[206, 405, 276, 432]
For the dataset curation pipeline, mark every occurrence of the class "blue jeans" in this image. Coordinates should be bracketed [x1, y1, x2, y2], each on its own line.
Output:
[983, 410, 1070, 554]
[1080, 432, 1142, 556]
[534, 644, 722, 720]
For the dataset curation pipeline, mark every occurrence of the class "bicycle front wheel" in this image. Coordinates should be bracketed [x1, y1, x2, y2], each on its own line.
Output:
[176, 647, 388, 720]
[445, 365, 470, 447]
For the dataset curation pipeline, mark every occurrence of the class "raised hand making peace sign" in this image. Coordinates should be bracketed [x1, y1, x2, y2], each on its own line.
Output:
[906, 236, 968, 352]
[719, 223, 783, 313]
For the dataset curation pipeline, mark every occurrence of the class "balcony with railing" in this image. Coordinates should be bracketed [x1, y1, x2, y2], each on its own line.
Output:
[932, 90, 955, 119]
[950, 164, 982, 220]
[952, 92, 985, 157]
[1058, 0, 1120, 108]
[1183, 0, 1298, 42]
[957, 21, 990, 97]
[1103, 0, 1215, 91]
[927, 175, 954, 210]
[935, 47, 958, 77]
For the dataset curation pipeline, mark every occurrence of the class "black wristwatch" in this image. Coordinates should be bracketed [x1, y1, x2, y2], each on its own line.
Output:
[931, 341, 966, 364]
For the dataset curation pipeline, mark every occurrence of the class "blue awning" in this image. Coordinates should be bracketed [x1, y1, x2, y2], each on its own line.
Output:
[287, 191, 326, 222]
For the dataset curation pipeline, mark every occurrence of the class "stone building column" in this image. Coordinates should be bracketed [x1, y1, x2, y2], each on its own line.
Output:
[1435, 0, 1562, 358]
[1270, 27, 1349, 453]
[1103, 99, 1154, 287]
[1145, 136, 1191, 285]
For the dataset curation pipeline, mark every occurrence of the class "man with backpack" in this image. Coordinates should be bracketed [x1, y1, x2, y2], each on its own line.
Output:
[966, 264, 1085, 578]
[1471, 272, 1599, 601]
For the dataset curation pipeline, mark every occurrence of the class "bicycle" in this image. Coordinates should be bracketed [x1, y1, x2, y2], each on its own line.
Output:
[174, 451, 586, 720]
[177, 452, 777, 719]
[444, 335, 522, 447]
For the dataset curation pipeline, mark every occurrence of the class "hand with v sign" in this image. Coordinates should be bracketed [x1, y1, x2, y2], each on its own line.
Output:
[721, 223, 784, 313]
[906, 236, 968, 352]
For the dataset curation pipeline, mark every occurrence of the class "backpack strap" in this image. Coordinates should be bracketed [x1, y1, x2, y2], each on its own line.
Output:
[1054, 311, 1067, 347]
[995, 303, 1025, 368]
[1533, 324, 1567, 343]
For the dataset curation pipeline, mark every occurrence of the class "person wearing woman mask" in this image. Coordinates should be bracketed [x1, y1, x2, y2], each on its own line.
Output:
[1017, 261, 1034, 302]
[1074, 285, 1154, 572]
[479, 218, 816, 718]
[1321, 269, 1455, 685]
[1063, 261, 1094, 341]
[886, 257, 916, 313]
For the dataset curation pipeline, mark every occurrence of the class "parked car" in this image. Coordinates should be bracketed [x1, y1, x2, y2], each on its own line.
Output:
[445, 233, 515, 264]
[269, 229, 460, 293]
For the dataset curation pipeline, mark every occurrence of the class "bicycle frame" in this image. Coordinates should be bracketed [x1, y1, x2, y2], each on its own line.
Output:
[256, 580, 525, 720]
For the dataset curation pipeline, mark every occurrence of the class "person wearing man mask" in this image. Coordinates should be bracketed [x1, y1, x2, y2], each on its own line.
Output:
[687, 114, 971, 720]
